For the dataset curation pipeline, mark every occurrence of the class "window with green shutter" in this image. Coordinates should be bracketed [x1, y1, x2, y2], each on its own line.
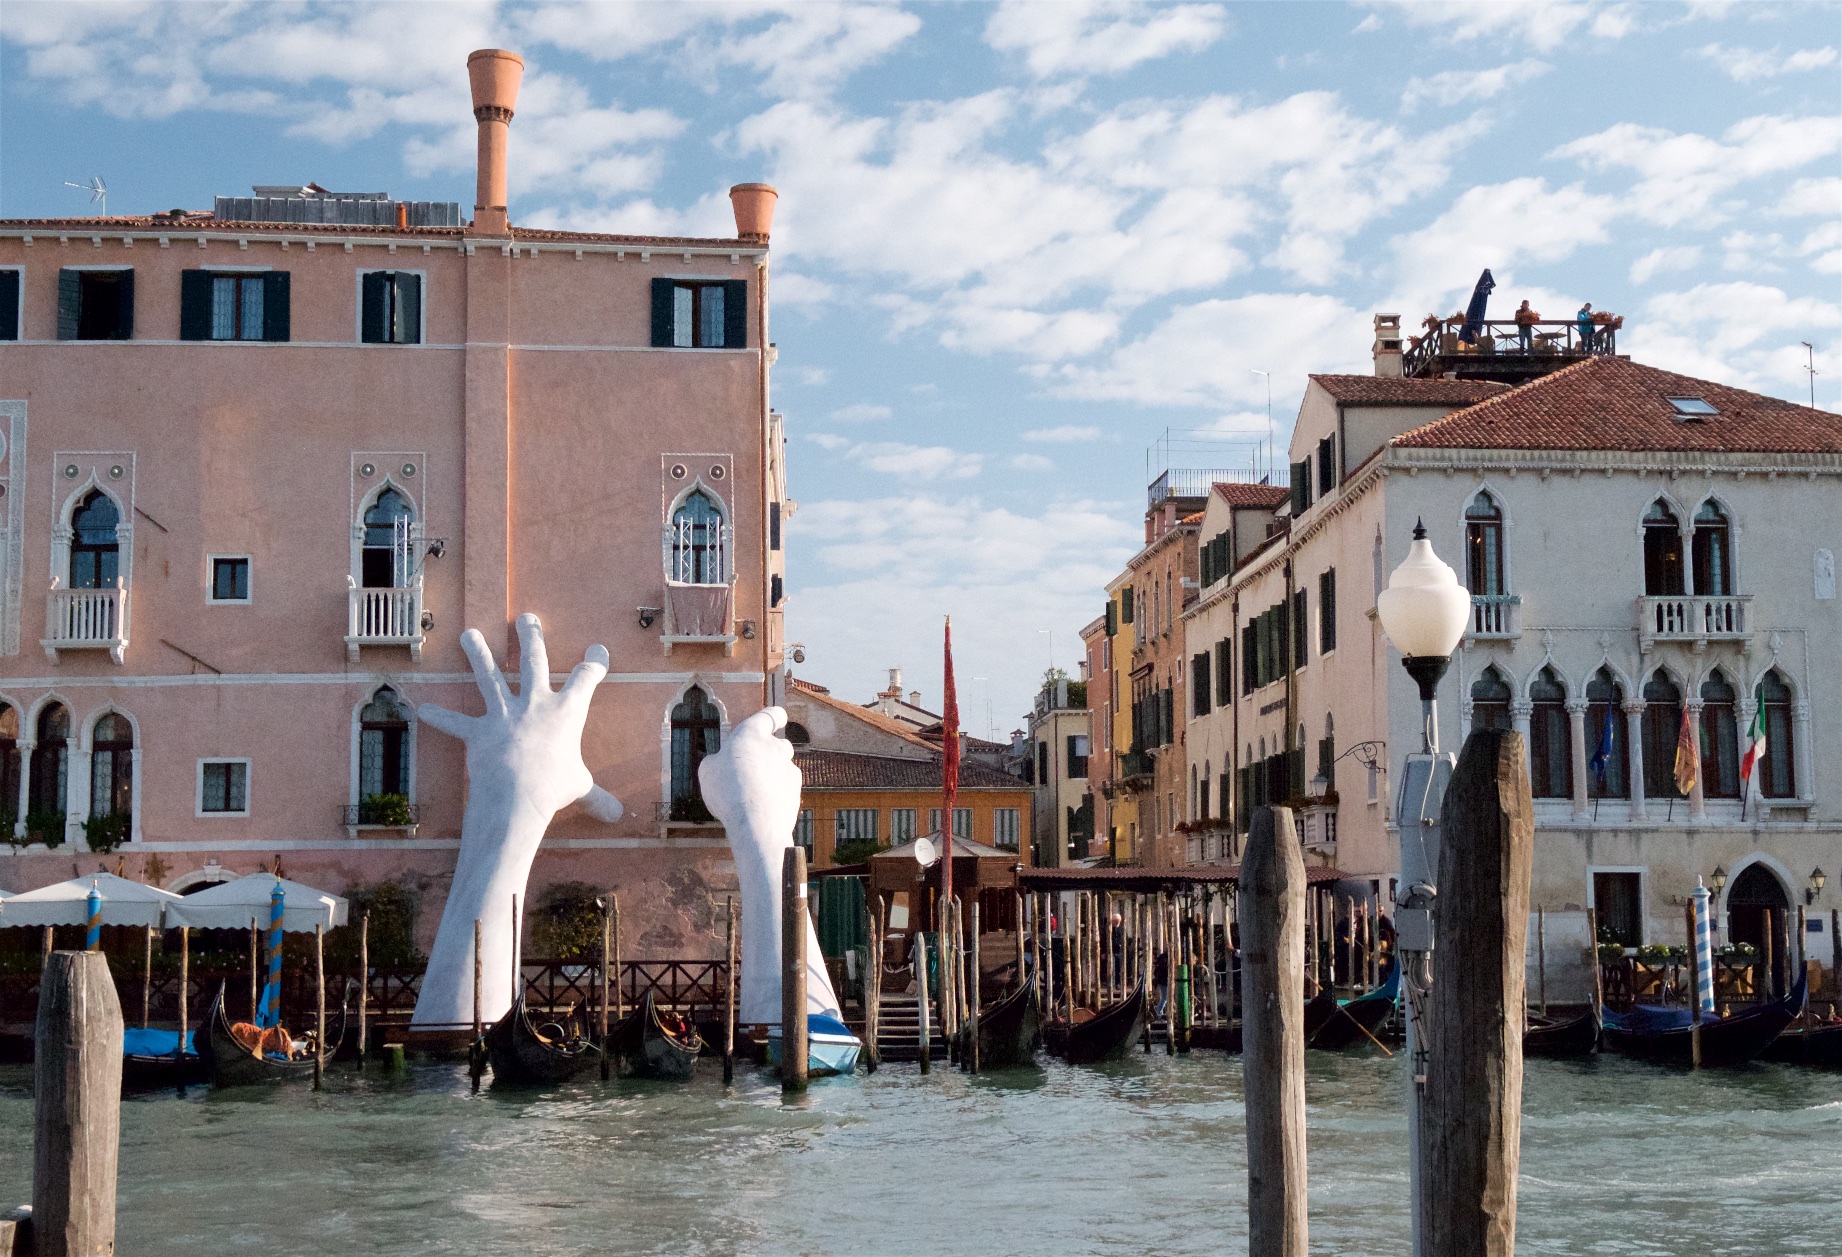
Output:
[0, 269, 19, 341]
[58, 268, 133, 340]
[651, 277, 748, 347]
[361, 271, 421, 344]
[1319, 568, 1337, 653]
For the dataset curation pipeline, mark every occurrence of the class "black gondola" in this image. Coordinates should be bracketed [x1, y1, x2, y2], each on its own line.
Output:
[1045, 979, 1147, 1065]
[121, 1028, 207, 1090]
[1757, 1015, 1842, 1067]
[964, 979, 1043, 1068]
[606, 990, 702, 1080]
[1303, 989, 1338, 1040]
[1603, 976, 1804, 1068]
[485, 996, 601, 1085]
[196, 980, 353, 1087]
[1310, 968, 1401, 1051]
[1524, 1006, 1601, 1059]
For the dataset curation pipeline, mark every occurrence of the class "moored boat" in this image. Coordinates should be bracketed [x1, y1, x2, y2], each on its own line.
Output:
[1602, 976, 1803, 1068]
[767, 1012, 864, 1076]
[1045, 979, 1147, 1065]
[1757, 1014, 1842, 1067]
[608, 991, 702, 1081]
[963, 979, 1043, 1068]
[196, 981, 353, 1087]
[1524, 1005, 1601, 1059]
[485, 997, 601, 1085]
[121, 1027, 206, 1090]
[1310, 967, 1401, 1051]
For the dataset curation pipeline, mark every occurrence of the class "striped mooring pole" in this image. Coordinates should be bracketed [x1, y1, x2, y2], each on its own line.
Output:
[1692, 879, 1715, 1014]
[85, 883, 102, 951]
[258, 881, 285, 1028]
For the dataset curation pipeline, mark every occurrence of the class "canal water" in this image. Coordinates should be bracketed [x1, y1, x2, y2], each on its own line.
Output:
[2, 1050, 1838, 1256]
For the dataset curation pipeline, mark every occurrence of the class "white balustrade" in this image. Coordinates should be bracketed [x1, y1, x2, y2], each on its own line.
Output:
[43, 588, 127, 663]
[1637, 594, 1751, 649]
[346, 583, 424, 661]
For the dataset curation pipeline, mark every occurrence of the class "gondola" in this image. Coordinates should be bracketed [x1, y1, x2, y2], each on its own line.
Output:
[1602, 975, 1804, 1068]
[485, 996, 601, 1085]
[1310, 967, 1401, 1051]
[1045, 979, 1147, 1065]
[121, 1027, 207, 1090]
[1757, 1014, 1842, 1068]
[606, 990, 702, 1081]
[1524, 1005, 1601, 1059]
[196, 980, 354, 1087]
[963, 979, 1043, 1068]
[1303, 989, 1339, 1040]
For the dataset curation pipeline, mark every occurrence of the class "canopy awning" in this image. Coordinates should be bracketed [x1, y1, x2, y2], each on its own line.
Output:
[168, 874, 348, 932]
[0, 872, 183, 929]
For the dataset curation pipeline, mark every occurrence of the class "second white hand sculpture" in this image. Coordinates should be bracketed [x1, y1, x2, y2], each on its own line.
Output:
[411, 615, 623, 1027]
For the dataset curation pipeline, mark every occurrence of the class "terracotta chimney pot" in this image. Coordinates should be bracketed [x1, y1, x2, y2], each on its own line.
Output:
[729, 183, 778, 242]
[467, 49, 525, 235]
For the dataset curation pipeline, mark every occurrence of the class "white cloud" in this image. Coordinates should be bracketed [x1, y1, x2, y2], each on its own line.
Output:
[791, 366, 832, 387]
[827, 403, 892, 422]
[1009, 453, 1056, 472]
[1625, 281, 1842, 399]
[809, 439, 983, 479]
[1695, 43, 1839, 83]
[769, 271, 838, 308]
[1629, 246, 1701, 285]
[1022, 425, 1102, 443]
[1771, 177, 1842, 219]
[1400, 59, 1549, 113]
[985, 1, 1226, 79]
[810, 433, 850, 450]
[1378, 1, 1637, 52]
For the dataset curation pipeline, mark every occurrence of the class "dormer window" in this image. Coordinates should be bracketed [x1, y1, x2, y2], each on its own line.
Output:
[1667, 397, 1717, 418]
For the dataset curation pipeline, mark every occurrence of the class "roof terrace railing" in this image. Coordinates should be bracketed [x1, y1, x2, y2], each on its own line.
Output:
[1148, 466, 1288, 509]
[1402, 317, 1619, 379]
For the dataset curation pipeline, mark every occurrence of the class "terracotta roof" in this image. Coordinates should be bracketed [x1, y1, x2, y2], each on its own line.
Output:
[1212, 483, 1290, 509]
[787, 677, 937, 751]
[789, 676, 832, 695]
[1393, 356, 1842, 454]
[0, 215, 755, 250]
[794, 749, 1026, 791]
[1180, 510, 1205, 525]
[1310, 375, 1511, 406]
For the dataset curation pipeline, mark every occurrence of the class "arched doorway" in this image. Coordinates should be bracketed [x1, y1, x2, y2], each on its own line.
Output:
[1726, 863, 1791, 999]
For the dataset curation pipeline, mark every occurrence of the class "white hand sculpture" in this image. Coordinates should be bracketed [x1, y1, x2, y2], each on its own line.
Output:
[699, 706, 841, 1023]
[410, 614, 622, 1027]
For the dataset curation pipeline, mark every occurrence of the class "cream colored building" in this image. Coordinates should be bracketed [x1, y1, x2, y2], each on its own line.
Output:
[1025, 675, 1091, 868]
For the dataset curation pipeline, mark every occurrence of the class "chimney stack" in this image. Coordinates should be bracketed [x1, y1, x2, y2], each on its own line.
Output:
[467, 49, 525, 235]
[1372, 312, 1403, 377]
[729, 183, 778, 242]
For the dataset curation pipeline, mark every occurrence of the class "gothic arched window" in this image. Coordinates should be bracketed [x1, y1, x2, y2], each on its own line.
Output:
[89, 713, 133, 821]
[1529, 667, 1571, 799]
[1643, 500, 1684, 597]
[1692, 501, 1732, 597]
[362, 488, 414, 589]
[669, 490, 725, 585]
[1586, 668, 1627, 799]
[70, 491, 120, 590]
[669, 687, 721, 821]
[30, 704, 69, 817]
[1699, 671, 1739, 799]
[1470, 667, 1512, 732]
[1641, 672, 1685, 799]
[1465, 491, 1504, 596]
[360, 687, 411, 800]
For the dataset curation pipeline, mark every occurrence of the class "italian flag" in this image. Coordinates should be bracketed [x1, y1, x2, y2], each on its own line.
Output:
[1739, 691, 1767, 787]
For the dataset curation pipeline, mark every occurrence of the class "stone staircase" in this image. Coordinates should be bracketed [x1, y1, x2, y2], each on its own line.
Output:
[872, 994, 950, 1062]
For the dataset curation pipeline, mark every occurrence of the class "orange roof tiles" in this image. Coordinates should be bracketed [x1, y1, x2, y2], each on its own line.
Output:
[1212, 483, 1290, 508]
[794, 749, 1025, 791]
[1310, 375, 1511, 405]
[0, 215, 753, 250]
[1393, 356, 1841, 454]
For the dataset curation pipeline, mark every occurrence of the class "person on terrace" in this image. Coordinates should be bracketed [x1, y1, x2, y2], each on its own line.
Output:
[1577, 303, 1595, 352]
[1515, 299, 1540, 352]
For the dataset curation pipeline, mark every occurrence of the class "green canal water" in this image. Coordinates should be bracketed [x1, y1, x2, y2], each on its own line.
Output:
[1, 1050, 1838, 1256]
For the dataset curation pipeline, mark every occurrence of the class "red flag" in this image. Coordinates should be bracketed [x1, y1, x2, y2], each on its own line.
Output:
[940, 616, 959, 909]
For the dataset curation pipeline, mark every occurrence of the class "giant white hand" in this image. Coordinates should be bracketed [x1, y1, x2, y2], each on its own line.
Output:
[699, 706, 841, 1023]
[411, 614, 621, 1027]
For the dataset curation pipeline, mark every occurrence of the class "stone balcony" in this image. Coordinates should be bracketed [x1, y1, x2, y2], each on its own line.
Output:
[1468, 593, 1521, 641]
[346, 581, 424, 662]
[43, 586, 127, 664]
[1637, 594, 1751, 652]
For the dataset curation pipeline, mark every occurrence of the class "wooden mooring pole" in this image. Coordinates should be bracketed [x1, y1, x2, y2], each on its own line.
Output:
[32, 951, 124, 1257]
[470, 918, 484, 1093]
[968, 900, 982, 1074]
[1243, 806, 1308, 1257]
[600, 897, 613, 1081]
[915, 930, 932, 1074]
[724, 896, 738, 1084]
[1424, 728, 1533, 1257]
[142, 925, 154, 1030]
[357, 911, 370, 1070]
[863, 897, 881, 1072]
[781, 846, 809, 1092]
[612, 896, 624, 1023]
[249, 918, 260, 1022]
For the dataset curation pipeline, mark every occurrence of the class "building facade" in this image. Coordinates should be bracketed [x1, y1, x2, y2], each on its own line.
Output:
[1024, 675, 1090, 868]
[0, 50, 789, 959]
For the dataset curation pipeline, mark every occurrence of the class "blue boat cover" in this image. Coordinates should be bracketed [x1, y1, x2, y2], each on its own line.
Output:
[123, 1028, 197, 1057]
[809, 1013, 857, 1041]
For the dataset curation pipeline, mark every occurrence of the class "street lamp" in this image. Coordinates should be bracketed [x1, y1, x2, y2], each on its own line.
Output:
[1808, 867, 1827, 905]
[1709, 865, 1727, 897]
[1373, 518, 1470, 1257]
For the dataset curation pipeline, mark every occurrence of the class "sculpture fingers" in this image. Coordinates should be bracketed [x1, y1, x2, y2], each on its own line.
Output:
[561, 644, 610, 709]
[416, 702, 478, 741]
[515, 613, 552, 696]
[734, 705, 788, 742]
[459, 628, 512, 718]
[578, 784, 624, 823]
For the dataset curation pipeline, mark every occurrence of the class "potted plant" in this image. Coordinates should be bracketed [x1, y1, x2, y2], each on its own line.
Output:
[359, 792, 415, 827]
[25, 808, 66, 848]
[83, 811, 130, 852]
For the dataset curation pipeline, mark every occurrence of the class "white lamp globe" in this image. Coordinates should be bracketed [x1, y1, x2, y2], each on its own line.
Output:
[1376, 520, 1471, 661]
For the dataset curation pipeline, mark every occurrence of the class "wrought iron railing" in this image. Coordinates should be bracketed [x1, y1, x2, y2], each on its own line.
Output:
[340, 801, 421, 828]
[1402, 317, 1618, 378]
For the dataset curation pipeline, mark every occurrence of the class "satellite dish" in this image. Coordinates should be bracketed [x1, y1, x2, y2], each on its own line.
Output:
[913, 836, 938, 868]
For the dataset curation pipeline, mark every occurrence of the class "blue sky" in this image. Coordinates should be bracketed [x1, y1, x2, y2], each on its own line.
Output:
[4, 1, 1838, 733]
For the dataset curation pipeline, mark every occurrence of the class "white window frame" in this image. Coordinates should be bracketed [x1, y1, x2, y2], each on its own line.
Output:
[196, 757, 251, 817]
[354, 268, 428, 346]
[206, 553, 253, 605]
[1586, 865, 1648, 948]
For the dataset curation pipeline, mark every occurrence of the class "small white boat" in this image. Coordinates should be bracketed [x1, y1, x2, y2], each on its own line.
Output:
[766, 1012, 862, 1077]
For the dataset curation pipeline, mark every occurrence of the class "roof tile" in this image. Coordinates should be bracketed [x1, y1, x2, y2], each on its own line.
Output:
[1212, 483, 1290, 508]
[794, 749, 1025, 791]
[1310, 375, 1511, 405]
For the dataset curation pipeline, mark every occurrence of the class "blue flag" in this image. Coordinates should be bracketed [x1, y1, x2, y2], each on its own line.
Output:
[1589, 701, 1616, 783]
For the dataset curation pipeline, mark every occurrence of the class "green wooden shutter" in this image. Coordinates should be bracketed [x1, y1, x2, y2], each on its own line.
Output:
[360, 272, 387, 343]
[1120, 587, 1133, 623]
[396, 273, 421, 344]
[1105, 600, 1117, 636]
[650, 278, 675, 347]
[56, 269, 80, 340]
[1294, 589, 1309, 666]
[722, 278, 747, 347]
[179, 270, 213, 340]
[0, 270, 18, 340]
[261, 271, 291, 341]
[1319, 568, 1337, 653]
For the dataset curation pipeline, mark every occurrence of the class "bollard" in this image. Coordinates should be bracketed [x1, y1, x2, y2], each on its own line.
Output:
[1424, 729, 1534, 1257]
[1242, 806, 1308, 1257]
[383, 1043, 406, 1074]
[781, 846, 809, 1091]
[34, 951, 124, 1257]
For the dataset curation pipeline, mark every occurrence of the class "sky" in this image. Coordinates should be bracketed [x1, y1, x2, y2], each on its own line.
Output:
[3, 1, 1838, 736]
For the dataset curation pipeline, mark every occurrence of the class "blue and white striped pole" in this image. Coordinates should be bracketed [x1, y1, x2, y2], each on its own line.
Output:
[86, 882, 102, 952]
[1692, 879, 1715, 1015]
[258, 881, 285, 1028]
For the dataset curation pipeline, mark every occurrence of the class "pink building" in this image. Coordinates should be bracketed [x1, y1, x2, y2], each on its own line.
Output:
[0, 50, 789, 956]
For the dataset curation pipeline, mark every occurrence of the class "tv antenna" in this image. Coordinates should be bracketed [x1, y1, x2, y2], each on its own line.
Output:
[1801, 342, 1819, 409]
[64, 176, 107, 218]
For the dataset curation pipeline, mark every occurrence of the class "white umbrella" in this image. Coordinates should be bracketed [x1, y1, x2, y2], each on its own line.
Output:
[168, 874, 347, 932]
[0, 872, 182, 929]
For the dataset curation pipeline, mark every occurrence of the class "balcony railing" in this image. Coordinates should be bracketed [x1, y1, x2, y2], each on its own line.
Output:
[1402, 317, 1618, 379]
[341, 801, 420, 830]
[346, 582, 424, 662]
[661, 581, 735, 656]
[1118, 749, 1153, 782]
[1637, 594, 1751, 650]
[1468, 593, 1521, 639]
[1148, 466, 1287, 510]
[43, 587, 127, 664]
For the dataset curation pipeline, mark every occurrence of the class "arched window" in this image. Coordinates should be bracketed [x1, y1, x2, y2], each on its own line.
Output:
[669, 490, 726, 585]
[1470, 667, 1512, 732]
[362, 488, 415, 589]
[1643, 500, 1684, 597]
[0, 705, 17, 830]
[1529, 667, 1571, 799]
[669, 686, 721, 821]
[1586, 668, 1627, 799]
[1699, 671, 1739, 799]
[69, 491, 120, 590]
[784, 721, 811, 746]
[1757, 671, 1795, 799]
[1691, 501, 1731, 597]
[1316, 714, 1336, 795]
[89, 713, 133, 822]
[360, 687, 410, 800]
[30, 704, 69, 818]
[1200, 760, 1211, 820]
[1465, 492, 1505, 595]
[1641, 672, 1684, 799]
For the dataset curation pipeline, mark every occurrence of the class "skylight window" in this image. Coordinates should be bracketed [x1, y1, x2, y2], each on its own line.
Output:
[1668, 397, 1718, 417]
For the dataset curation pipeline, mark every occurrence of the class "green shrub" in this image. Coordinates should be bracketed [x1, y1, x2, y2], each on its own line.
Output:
[327, 879, 424, 968]
[530, 881, 605, 961]
[25, 809, 65, 847]
[358, 793, 415, 826]
[831, 839, 887, 867]
[84, 812, 130, 852]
